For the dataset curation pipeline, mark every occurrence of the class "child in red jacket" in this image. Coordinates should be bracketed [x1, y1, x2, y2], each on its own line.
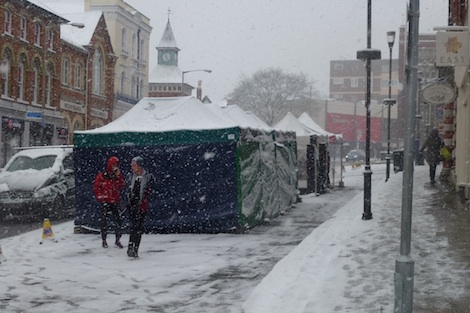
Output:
[93, 156, 125, 248]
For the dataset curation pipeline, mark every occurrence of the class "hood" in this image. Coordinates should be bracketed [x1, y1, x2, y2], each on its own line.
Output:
[0, 169, 55, 192]
[106, 156, 120, 173]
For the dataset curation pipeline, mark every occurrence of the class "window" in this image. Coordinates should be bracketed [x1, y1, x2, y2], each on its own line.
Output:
[33, 62, 39, 103]
[92, 49, 103, 95]
[120, 72, 126, 94]
[1, 57, 10, 97]
[139, 79, 144, 99]
[20, 16, 27, 40]
[131, 76, 136, 98]
[75, 62, 82, 89]
[333, 77, 344, 85]
[4, 10, 12, 34]
[47, 28, 54, 50]
[132, 34, 136, 59]
[121, 28, 127, 54]
[34, 22, 42, 46]
[45, 66, 52, 105]
[18, 59, 25, 100]
[62, 57, 70, 85]
[350, 78, 359, 88]
[139, 39, 144, 62]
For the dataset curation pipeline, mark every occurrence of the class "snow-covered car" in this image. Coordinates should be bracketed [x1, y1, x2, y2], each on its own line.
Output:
[0, 146, 74, 220]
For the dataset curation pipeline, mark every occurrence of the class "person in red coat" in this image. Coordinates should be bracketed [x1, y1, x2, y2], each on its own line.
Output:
[93, 156, 125, 248]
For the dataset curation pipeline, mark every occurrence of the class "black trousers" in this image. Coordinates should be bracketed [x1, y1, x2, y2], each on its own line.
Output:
[429, 164, 437, 182]
[129, 208, 146, 252]
[101, 203, 122, 241]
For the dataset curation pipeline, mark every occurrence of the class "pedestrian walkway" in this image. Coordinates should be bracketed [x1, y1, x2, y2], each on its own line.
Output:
[242, 164, 470, 313]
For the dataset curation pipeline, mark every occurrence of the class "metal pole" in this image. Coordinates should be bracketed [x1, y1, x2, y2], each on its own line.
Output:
[363, 0, 373, 220]
[394, 0, 419, 312]
[357, 0, 380, 220]
[386, 40, 393, 182]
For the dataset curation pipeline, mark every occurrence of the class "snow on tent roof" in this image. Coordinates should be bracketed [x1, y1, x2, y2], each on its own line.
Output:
[298, 112, 342, 139]
[205, 103, 272, 132]
[76, 96, 238, 134]
[274, 112, 321, 137]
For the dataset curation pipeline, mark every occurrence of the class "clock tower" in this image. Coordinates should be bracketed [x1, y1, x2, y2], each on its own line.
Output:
[156, 18, 179, 66]
[149, 12, 196, 97]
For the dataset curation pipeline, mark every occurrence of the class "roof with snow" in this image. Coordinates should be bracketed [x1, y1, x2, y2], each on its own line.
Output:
[157, 19, 179, 49]
[274, 112, 319, 137]
[149, 64, 182, 84]
[76, 96, 238, 134]
[206, 104, 272, 132]
[60, 12, 102, 48]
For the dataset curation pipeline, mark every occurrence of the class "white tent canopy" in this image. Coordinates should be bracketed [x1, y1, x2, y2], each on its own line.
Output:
[297, 112, 342, 141]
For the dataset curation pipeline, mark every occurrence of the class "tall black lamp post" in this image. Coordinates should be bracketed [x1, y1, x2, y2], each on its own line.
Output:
[357, 0, 381, 220]
[384, 31, 396, 182]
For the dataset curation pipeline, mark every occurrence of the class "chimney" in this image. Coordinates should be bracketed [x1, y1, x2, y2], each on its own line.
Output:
[197, 80, 202, 100]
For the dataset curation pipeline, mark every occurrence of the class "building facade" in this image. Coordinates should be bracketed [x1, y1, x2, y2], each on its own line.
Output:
[0, 0, 68, 166]
[329, 59, 399, 150]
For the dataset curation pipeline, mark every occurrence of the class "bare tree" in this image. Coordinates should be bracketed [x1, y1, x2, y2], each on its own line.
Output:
[227, 68, 314, 125]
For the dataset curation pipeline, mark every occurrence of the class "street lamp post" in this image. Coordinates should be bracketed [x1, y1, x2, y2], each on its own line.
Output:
[385, 31, 396, 182]
[357, 0, 381, 220]
[181, 69, 212, 96]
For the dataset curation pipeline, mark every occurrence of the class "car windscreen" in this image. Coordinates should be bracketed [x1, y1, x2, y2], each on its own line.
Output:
[6, 155, 57, 172]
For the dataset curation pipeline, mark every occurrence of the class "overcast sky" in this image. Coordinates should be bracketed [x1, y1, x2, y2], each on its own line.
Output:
[125, 0, 449, 103]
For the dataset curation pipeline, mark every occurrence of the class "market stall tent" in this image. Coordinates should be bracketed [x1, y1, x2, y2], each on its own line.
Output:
[73, 96, 297, 233]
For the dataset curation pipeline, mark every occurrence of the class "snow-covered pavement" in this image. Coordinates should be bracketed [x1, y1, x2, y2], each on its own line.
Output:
[1, 163, 469, 313]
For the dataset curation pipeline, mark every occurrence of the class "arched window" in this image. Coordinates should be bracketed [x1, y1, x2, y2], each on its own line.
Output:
[62, 57, 70, 85]
[92, 48, 103, 95]
[75, 62, 83, 89]
[45, 63, 53, 105]
[131, 33, 136, 59]
[131, 76, 136, 98]
[33, 59, 41, 103]
[120, 71, 126, 95]
[121, 28, 127, 54]
[139, 79, 144, 99]
[4, 10, 12, 34]
[1, 51, 11, 97]
[18, 55, 26, 100]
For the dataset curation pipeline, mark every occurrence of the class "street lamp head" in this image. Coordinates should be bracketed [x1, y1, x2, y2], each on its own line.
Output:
[387, 31, 396, 48]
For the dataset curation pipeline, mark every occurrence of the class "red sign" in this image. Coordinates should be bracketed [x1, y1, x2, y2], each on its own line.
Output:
[326, 113, 382, 143]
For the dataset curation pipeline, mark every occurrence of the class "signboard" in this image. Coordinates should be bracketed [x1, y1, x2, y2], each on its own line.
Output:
[421, 83, 457, 105]
[25, 111, 42, 120]
[436, 31, 470, 67]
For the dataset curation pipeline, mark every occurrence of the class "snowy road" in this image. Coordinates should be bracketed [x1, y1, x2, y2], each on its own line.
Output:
[0, 164, 384, 313]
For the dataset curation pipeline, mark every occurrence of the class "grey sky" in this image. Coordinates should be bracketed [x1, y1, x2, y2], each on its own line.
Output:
[126, 0, 448, 103]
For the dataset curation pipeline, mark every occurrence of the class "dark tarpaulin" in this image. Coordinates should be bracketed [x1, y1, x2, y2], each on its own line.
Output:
[73, 142, 239, 233]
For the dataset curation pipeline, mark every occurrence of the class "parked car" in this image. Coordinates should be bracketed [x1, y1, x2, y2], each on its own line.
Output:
[345, 149, 366, 162]
[0, 146, 74, 220]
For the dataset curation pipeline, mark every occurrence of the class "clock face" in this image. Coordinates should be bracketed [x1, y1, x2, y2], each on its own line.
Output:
[163, 52, 171, 62]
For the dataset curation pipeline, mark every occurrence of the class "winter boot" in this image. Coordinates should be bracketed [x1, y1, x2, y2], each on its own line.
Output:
[127, 243, 135, 257]
[102, 240, 108, 248]
[115, 236, 123, 249]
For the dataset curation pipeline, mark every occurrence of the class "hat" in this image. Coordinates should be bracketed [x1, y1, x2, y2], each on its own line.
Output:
[132, 156, 144, 167]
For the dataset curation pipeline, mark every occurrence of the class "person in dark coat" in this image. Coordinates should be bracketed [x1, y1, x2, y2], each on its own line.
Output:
[125, 156, 155, 258]
[420, 129, 442, 184]
[93, 156, 125, 248]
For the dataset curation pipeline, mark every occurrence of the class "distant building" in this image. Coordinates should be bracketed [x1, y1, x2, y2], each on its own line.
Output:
[148, 16, 209, 100]
[148, 18, 187, 97]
